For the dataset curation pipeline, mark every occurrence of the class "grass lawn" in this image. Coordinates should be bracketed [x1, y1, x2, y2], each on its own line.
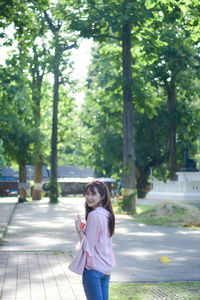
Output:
[109, 281, 200, 300]
[112, 199, 200, 229]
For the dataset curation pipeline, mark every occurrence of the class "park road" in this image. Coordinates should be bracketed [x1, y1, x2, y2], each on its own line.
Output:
[1, 197, 200, 283]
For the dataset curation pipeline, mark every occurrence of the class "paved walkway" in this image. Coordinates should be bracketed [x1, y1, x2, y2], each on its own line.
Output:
[0, 251, 84, 300]
[0, 198, 17, 244]
[0, 198, 86, 300]
[0, 197, 200, 299]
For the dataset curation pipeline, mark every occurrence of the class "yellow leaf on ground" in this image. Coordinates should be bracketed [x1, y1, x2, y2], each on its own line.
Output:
[160, 256, 171, 263]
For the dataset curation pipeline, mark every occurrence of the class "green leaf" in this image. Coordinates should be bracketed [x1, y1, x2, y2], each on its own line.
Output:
[145, 0, 157, 9]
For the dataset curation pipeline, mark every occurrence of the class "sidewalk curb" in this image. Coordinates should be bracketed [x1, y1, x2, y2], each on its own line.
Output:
[0, 202, 17, 244]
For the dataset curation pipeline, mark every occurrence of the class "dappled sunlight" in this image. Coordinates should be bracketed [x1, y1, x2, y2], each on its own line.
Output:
[2, 198, 200, 284]
[28, 235, 62, 245]
[115, 227, 129, 234]
[137, 223, 147, 227]
[117, 248, 179, 259]
[0, 251, 84, 299]
[2, 201, 79, 251]
[0, 197, 18, 204]
[116, 227, 164, 237]
[27, 234, 76, 247]
[112, 208, 200, 282]
[23, 220, 68, 228]
[7, 225, 21, 230]
[176, 229, 200, 235]
[122, 249, 153, 257]
[132, 232, 164, 237]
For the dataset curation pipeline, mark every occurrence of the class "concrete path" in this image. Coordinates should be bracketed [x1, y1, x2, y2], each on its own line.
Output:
[0, 198, 17, 244]
[2, 198, 200, 282]
[0, 197, 200, 299]
[1, 199, 81, 251]
[112, 214, 200, 283]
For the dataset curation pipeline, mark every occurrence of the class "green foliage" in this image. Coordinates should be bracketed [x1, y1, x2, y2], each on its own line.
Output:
[118, 192, 136, 212]
[0, 0, 80, 179]
[70, 0, 154, 41]
[57, 87, 77, 165]
[78, 38, 169, 188]
[0, 0, 199, 204]
[0, 62, 34, 165]
[56, 40, 124, 177]
[137, 1, 200, 179]
[79, 41, 123, 178]
[0, 139, 5, 176]
[42, 2, 79, 203]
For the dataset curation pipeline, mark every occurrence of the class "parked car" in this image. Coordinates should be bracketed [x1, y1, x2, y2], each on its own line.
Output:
[3, 189, 18, 197]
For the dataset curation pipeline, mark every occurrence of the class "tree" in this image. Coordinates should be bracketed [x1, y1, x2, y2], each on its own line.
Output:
[79, 42, 123, 178]
[1, 1, 78, 203]
[27, 9, 50, 200]
[30, 42, 46, 200]
[76, 41, 165, 201]
[0, 63, 34, 201]
[70, 0, 156, 211]
[142, 3, 200, 179]
[44, 4, 77, 203]
[0, 0, 52, 200]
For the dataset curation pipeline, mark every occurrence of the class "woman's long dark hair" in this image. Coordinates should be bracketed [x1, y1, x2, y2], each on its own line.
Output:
[84, 180, 115, 237]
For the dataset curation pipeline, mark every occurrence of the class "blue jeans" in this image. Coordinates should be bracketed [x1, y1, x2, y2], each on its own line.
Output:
[82, 268, 110, 300]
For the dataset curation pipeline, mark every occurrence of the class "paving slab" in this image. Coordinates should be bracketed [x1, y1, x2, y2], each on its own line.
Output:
[0, 251, 85, 300]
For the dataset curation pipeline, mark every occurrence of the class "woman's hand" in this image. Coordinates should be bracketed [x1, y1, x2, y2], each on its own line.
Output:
[75, 214, 81, 233]
[75, 214, 84, 241]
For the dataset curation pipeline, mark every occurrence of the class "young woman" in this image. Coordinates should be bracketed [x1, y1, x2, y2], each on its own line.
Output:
[74, 180, 116, 300]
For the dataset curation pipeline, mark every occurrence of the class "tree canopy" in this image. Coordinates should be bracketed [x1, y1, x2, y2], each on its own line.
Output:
[0, 0, 199, 207]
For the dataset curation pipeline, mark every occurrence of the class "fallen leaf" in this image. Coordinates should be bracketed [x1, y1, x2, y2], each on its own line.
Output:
[160, 256, 171, 263]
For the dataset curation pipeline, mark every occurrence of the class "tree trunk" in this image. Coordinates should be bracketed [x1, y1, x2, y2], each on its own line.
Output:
[136, 166, 149, 198]
[31, 46, 44, 200]
[32, 160, 43, 200]
[50, 39, 60, 203]
[18, 160, 27, 202]
[167, 81, 177, 180]
[121, 23, 136, 212]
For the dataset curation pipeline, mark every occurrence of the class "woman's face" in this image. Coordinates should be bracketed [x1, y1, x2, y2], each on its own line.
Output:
[85, 187, 103, 210]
